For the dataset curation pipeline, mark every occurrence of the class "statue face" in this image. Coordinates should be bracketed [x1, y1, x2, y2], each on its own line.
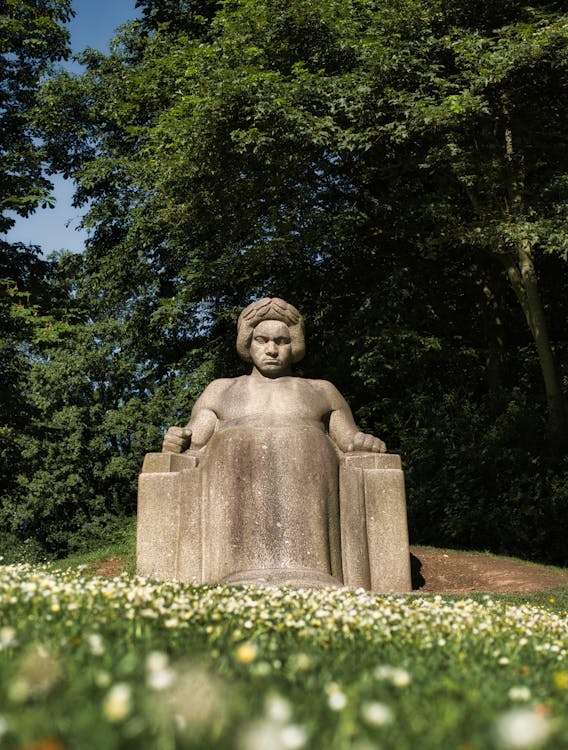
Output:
[250, 320, 292, 377]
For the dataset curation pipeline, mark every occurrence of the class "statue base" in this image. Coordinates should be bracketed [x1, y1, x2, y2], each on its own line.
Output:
[137, 451, 412, 593]
[221, 568, 343, 589]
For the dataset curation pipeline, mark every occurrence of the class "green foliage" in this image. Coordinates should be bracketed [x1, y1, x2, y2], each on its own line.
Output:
[0, 0, 72, 230]
[48, 515, 137, 573]
[0, 246, 220, 557]
[395, 391, 568, 564]
[0, 0, 73, 536]
[3, 0, 567, 562]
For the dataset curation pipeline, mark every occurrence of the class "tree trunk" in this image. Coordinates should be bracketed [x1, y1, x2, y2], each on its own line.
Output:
[501, 242, 568, 452]
[499, 110, 568, 453]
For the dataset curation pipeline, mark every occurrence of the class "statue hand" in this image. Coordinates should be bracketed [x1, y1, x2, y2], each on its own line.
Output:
[162, 426, 192, 453]
[347, 431, 387, 453]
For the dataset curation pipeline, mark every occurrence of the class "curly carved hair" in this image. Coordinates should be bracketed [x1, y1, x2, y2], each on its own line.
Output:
[236, 298, 305, 363]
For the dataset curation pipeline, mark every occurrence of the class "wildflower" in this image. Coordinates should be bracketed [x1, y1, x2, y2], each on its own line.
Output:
[495, 708, 555, 748]
[265, 694, 292, 723]
[235, 642, 258, 664]
[146, 651, 169, 672]
[19, 739, 65, 750]
[86, 633, 105, 656]
[326, 684, 347, 711]
[289, 653, 312, 672]
[508, 687, 532, 702]
[0, 627, 17, 648]
[280, 724, 307, 749]
[373, 665, 412, 687]
[361, 701, 393, 727]
[250, 660, 271, 677]
[102, 683, 132, 723]
[239, 721, 286, 750]
[553, 671, 568, 690]
[146, 652, 175, 691]
[239, 721, 307, 750]
[167, 665, 229, 735]
[391, 668, 412, 687]
[94, 671, 111, 688]
[147, 665, 175, 691]
[9, 645, 61, 702]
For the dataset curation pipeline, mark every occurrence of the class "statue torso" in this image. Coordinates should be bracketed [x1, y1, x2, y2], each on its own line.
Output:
[207, 375, 333, 427]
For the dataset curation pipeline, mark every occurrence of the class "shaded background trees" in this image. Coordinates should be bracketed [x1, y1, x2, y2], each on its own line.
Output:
[0, 0, 73, 551]
[2, 0, 568, 562]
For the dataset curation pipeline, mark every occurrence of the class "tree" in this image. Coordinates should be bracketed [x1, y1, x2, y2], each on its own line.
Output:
[0, 0, 72, 514]
[0, 0, 72, 229]
[34, 0, 568, 561]
[385, 6, 568, 448]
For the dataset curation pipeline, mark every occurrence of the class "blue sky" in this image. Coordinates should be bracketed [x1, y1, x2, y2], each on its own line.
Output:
[6, 0, 141, 254]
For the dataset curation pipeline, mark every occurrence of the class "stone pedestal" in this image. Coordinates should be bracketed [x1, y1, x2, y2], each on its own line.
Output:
[339, 453, 411, 593]
[137, 451, 412, 593]
[137, 452, 201, 584]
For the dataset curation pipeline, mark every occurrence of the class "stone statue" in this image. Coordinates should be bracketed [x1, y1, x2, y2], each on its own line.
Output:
[137, 298, 411, 592]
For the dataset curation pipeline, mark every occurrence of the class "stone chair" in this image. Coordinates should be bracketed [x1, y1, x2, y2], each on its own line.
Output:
[137, 450, 412, 593]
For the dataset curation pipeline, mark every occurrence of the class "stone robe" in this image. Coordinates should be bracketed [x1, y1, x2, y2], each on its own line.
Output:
[199, 415, 343, 587]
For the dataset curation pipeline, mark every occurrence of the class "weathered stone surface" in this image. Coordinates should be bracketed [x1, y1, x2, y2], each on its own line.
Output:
[137, 454, 201, 583]
[137, 470, 182, 581]
[142, 452, 198, 474]
[176, 469, 202, 584]
[137, 298, 412, 592]
[339, 453, 411, 591]
[365, 468, 411, 592]
[200, 419, 342, 587]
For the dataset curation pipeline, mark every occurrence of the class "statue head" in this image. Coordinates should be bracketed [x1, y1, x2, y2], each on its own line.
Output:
[236, 298, 305, 364]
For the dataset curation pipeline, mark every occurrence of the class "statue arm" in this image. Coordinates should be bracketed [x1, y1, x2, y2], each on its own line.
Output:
[162, 381, 225, 453]
[321, 382, 387, 453]
[185, 404, 218, 450]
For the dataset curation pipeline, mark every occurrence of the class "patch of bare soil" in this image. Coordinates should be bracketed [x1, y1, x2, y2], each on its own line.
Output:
[410, 546, 568, 594]
[93, 557, 124, 578]
[91, 549, 568, 594]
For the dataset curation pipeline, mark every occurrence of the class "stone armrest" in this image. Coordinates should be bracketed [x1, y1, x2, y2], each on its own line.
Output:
[142, 452, 199, 473]
[141, 450, 401, 474]
[339, 452, 401, 470]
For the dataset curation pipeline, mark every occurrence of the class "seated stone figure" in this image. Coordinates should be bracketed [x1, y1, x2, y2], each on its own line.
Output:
[137, 298, 411, 592]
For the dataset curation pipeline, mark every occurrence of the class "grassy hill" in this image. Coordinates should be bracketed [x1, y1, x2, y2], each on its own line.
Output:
[1, 549, 568, 749]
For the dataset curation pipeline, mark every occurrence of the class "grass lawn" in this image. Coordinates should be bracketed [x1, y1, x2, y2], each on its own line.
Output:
[1, 551, 567, 749]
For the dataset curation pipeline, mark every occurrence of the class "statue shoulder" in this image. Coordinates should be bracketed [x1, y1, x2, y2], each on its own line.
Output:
[305, 377, 339, 391]
[304, 378, 344, 403]
[204, 376, 240, 389]
[196, 377, 240, 407]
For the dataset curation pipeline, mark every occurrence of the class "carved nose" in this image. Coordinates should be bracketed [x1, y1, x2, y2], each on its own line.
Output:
[266, 342, 277, 355]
